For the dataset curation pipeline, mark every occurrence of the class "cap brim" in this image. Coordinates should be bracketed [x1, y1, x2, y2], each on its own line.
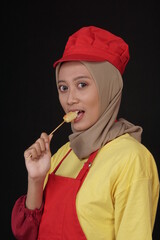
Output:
[53, 54, 106, 68]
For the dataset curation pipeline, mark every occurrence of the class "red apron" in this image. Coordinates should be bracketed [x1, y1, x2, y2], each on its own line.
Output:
[38, 149, 98, 240]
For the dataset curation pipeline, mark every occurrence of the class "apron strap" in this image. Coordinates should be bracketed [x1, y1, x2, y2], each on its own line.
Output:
[53, 148, 99, 183]
[76, 149, 99, 182]
[53, 148, 72, 174]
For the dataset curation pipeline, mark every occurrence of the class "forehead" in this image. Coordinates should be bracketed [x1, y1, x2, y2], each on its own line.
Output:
[58, 61, 93, 79]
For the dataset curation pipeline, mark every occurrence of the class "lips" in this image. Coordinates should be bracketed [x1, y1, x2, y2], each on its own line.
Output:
[74, 110, 84, 122]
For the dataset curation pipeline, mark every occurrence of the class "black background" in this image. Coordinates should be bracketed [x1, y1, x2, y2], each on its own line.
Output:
[2, 0, 160, 239]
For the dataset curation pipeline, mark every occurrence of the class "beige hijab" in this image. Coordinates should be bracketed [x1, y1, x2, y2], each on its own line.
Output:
[56, 61, 142, 159]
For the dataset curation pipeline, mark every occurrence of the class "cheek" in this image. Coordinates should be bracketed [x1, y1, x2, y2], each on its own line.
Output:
[93, 98, 100, 119]
[59, 95, 66, 111]
[92, 91, 100, 114]
[86, 90, 100, 120]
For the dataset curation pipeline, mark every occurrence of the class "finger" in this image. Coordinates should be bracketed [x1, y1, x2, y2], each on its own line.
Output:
[28, 148, 39, 160]
[24, 132, 50, 160]
[28, 134, 47, 153]
[36, 138, 46, 153]
[34, 141, 42, 156]
[24, 149, 32, 159]
[46, 133, 54, 151]
[46, 134, 53, 152]
[40, 132, 49, 143]
[24, 147, 39, 160]
[45, 141, 50, 152]
[49, 133, 53, 142]
[40, 132, 51, 152]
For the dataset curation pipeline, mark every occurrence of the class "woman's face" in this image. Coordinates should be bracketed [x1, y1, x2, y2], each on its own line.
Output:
[57, 61, 100, 131]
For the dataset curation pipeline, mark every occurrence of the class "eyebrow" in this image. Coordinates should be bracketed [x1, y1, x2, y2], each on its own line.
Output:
[58, 75, 91, 84]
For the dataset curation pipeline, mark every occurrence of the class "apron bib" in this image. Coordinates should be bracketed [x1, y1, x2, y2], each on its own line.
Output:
[38, 149, 98, 239]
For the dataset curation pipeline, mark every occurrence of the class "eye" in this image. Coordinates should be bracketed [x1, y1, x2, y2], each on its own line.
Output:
[58, 85, 68, 92]
[78, 82, 87, 88]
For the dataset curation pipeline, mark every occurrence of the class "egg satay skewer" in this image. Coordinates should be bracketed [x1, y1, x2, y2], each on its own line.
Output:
[49, 111, 78, 135]
[27, 111, 78, 159]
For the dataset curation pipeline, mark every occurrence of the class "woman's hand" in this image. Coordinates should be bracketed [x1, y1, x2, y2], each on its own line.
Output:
[24, 132, 53, 181]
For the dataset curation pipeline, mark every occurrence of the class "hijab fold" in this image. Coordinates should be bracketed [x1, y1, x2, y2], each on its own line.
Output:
[56, 61, 142, 159]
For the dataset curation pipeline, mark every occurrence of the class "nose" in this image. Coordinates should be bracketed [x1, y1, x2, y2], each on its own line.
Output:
[67, 88, 78, 105]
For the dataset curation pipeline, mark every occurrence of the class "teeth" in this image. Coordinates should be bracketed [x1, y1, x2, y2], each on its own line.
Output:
[77, 111, 82, 115]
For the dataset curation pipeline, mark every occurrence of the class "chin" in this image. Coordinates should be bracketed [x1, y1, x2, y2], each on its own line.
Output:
[72, 123, 91, 132]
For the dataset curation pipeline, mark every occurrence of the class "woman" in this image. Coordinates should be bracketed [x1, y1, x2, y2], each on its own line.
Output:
[11, 26, 159, 240]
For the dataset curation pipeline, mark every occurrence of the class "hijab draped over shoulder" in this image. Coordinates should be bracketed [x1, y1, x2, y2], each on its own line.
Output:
[56, 61, 142, 159]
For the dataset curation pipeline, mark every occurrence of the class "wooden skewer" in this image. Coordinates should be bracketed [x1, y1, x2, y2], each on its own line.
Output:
[27, 112, 78, 159]
[49, 120, 65, 136]
[27, 121, 65, 159]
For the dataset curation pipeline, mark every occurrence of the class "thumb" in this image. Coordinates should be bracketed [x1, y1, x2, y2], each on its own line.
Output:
[46, 133, 53, 152]
[49, 133, 54, 142]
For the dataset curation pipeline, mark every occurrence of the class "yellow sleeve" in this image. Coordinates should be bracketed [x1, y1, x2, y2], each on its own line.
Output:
[114, 152, 159, 240]
[115, 178, 159, 240]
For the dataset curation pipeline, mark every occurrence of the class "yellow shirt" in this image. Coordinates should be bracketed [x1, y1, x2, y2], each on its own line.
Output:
[44, 134, 159, 240]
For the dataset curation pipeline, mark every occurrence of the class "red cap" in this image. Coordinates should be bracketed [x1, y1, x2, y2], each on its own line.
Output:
[53, 26, 130, 75]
